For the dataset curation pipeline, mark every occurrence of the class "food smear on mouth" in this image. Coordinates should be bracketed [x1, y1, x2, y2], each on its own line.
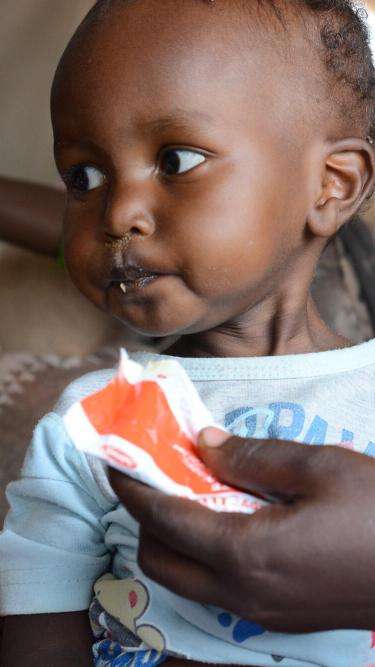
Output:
[118, 274, 159, 292]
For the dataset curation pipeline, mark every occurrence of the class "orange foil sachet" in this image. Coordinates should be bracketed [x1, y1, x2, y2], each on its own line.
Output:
[64, 350, 265, 514]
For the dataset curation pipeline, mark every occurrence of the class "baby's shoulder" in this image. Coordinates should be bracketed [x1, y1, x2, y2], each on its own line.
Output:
[54, 367, 116, 416]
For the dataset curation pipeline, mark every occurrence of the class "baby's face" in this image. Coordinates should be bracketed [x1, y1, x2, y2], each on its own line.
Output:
[52, 0, 319, 338]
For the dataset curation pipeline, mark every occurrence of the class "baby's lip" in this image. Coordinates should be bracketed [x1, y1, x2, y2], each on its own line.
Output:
[107, 262, 171, 287]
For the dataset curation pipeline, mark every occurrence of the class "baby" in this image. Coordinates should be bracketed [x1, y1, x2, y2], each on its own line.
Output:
[1, 0, 375, 666]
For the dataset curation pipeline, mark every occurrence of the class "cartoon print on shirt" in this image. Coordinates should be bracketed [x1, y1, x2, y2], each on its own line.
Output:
[217, 613, 286, 662]
[93, 637, 164, 667]
[94, 574, 166, 653]
[217, 612, 266, 642]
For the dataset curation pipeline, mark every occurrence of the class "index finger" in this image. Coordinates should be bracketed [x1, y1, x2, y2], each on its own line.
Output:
[110, 470, 246, 568]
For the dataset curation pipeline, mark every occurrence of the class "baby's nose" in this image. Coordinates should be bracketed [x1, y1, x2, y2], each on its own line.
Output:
[103, 182, 156, 239]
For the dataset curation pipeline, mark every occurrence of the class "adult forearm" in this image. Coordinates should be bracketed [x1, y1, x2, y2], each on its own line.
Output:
[2, 647, 93, 667]
[0, 176, 65, 256]
[0, 612, 93, 666]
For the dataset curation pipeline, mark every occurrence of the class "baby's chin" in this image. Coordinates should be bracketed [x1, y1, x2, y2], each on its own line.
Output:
[111, 299, 211, 340]
[114, 311, 201, 340]
[101, 280, 209, 338]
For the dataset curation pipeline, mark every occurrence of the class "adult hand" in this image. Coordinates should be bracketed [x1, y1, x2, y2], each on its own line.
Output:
[110, 429, 375, 634]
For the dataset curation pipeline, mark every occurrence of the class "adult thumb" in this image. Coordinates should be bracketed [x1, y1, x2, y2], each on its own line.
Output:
[198, 427, 324, 500]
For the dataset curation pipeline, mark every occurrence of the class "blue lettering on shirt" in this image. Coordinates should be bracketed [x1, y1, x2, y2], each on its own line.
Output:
[304, 416, 328, 445]
[225, 403, 373, 452]
[268, 402, 305, 440]
[365, 441, 375, 456]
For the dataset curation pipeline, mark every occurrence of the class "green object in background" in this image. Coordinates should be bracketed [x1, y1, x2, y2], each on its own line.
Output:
[57, 241, 65, 268]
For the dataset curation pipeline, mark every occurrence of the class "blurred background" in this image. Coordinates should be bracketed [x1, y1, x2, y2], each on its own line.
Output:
[0, 1, 375, 520]
[0, 1, 123, 519]
[0, 0, 126, 357]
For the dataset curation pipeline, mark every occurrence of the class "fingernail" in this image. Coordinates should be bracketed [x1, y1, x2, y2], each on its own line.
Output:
[198, 427, 228, 448]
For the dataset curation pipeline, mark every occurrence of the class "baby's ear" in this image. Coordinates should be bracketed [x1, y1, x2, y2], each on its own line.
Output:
[307, 138, 374, 238]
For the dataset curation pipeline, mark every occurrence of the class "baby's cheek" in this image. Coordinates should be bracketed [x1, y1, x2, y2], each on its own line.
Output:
[184, 240, 272, 299]
[64, 238, 105, 309]
[181, 205, 287, 296]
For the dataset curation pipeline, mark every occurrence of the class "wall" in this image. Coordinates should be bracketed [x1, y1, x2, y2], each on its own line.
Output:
[0, 0, 93, 186]
[0, 1, 126, 355]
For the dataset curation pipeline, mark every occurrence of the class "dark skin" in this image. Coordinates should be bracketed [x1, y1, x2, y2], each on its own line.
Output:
[50, 0, 371, 357]
[0, 611, 93, 667]
[0, 176, 64, 257]
[2, 0, 374, 664]
[111, 428, 375, 634]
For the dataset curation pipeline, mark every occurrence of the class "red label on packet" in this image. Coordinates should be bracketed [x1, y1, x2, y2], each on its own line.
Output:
[63, 350, 265, 514]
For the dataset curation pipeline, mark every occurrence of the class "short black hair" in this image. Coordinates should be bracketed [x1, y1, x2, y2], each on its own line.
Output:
[94, 0, 374, 140]
[259, 0, 375, 139]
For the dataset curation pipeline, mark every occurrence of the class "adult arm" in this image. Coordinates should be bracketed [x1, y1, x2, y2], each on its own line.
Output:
[1, 612, 93, 666]
[110, 428, 375, 634]
[0, 176, 64, 256]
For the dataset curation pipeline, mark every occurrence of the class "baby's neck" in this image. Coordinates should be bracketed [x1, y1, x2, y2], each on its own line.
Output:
[166, 295, 351, 359]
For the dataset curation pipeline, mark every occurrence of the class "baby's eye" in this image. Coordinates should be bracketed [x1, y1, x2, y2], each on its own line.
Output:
[67, 165, 106, 192]
[159, 149, 206, 176]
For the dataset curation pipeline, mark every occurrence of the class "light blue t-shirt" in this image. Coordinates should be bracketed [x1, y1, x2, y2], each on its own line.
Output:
[1, 341, 375, 667]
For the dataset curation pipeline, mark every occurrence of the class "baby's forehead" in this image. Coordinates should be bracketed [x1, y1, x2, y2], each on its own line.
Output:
[64, 0, 313, 71]
[52, 0, 331, 143]
[86, 0, 306, 59]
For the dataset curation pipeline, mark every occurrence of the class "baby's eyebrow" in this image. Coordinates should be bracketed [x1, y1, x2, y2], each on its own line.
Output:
[137, 109, 215, 135]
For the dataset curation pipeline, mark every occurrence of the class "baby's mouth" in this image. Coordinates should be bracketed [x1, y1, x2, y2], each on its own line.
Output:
[118, 274, 159, 293]
[109, 266, 163, 293]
